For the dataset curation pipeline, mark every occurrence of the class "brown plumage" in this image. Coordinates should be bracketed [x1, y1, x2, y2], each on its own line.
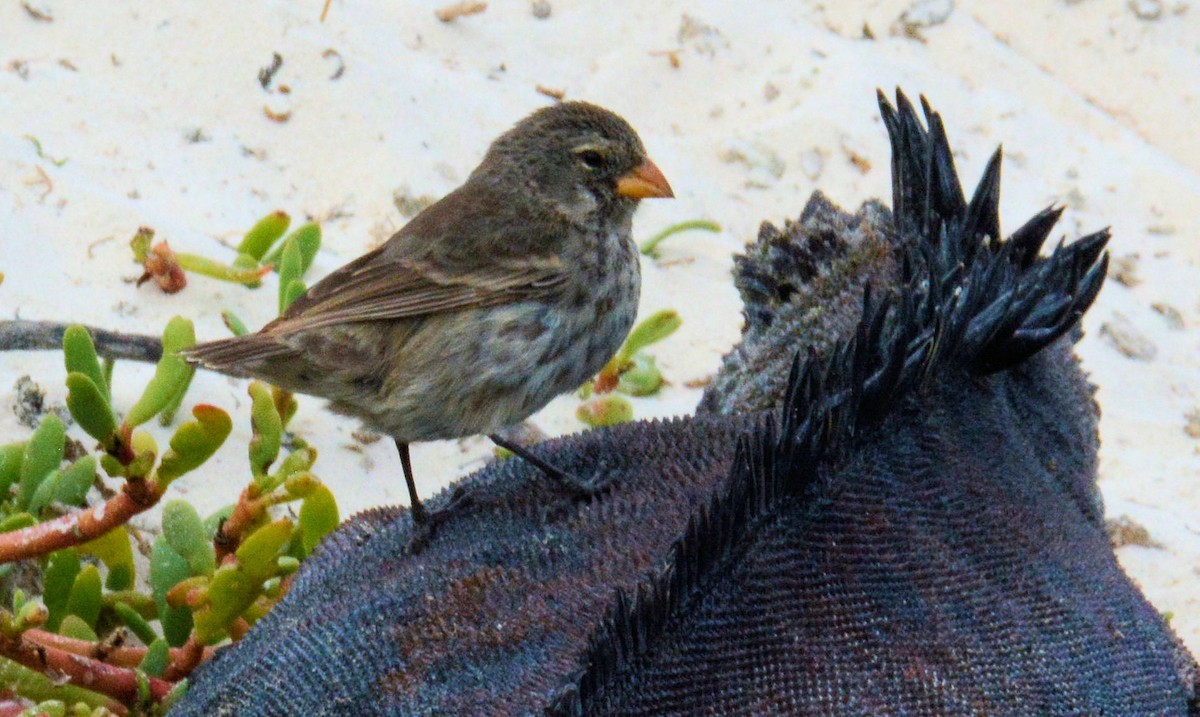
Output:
[183, 102, 673, 522]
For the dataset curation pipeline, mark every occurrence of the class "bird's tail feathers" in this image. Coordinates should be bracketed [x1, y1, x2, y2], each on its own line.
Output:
[180, 335, 294, 376]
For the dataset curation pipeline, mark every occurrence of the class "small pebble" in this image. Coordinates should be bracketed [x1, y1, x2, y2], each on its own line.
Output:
[531, 0, 551, 19]
[1184, 409, 1200, 440]
[893, 0, 954, 39]
[719, 139, 786, 188]
[1106, 515, 1162, 549]
[1150, 302, 1185, 330]
[1110, 253, 1140, 287]
[1099, 313, 1158, 361]
[798, 148, 825, 181]
[1128, 0, 1164, 20]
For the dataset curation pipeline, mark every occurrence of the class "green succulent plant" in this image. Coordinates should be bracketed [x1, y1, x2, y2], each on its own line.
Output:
[0, 312, 339, 713]
[576, 308, 683, 428]
[130, 210, 322, 302]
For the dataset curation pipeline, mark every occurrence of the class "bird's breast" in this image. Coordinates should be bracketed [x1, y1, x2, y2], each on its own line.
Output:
[541, 227, 641, 388]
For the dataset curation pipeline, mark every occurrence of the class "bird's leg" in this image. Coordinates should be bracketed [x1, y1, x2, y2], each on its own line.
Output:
[394, 440, 429, 524]
[488, 434, 603, 498]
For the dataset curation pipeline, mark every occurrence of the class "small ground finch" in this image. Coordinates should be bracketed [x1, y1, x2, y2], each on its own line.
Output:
[184, 102, 673, 522]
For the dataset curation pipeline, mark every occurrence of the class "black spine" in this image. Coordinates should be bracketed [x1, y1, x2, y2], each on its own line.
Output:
[546, 90, 1110, 716]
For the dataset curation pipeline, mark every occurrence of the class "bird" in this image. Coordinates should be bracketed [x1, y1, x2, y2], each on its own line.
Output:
[182, 101, 673, 523]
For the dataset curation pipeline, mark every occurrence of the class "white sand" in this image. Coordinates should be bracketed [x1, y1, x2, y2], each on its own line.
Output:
[1, 1, 1197, 653]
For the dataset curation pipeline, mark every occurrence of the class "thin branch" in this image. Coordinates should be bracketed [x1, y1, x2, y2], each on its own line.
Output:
[0, 480, 164, 563]
[0, 631, 166, 708]
[214, 486, 267, 561]
[162, 635, 205, 682]
[23, 629, 215, 669]
[0, 320, 162, 363]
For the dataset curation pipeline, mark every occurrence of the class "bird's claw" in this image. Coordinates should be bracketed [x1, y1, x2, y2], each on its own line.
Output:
[547, 468, 611, 500]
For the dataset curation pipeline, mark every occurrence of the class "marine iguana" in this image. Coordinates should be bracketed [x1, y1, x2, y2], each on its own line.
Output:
[169, 91, 1199, 715]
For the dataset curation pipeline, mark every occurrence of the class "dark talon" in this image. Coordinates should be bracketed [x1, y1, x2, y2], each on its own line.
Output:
[408, 492, 474, 553]
[489, 434, 607, 499]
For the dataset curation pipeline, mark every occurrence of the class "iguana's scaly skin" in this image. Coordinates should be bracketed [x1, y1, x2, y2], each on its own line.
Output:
[173, 93, 1198, 716]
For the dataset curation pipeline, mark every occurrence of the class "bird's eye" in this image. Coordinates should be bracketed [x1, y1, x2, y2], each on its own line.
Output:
[576, 149, 605, 170]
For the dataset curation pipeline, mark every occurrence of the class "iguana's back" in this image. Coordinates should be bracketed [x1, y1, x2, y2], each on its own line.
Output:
[173, 92, 1197, 716]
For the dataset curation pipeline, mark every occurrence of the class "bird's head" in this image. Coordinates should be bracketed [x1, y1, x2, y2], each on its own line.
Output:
[476, 101, 673, 223]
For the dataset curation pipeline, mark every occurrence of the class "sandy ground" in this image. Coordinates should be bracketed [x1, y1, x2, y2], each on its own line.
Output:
[1, 1, 1197, 654]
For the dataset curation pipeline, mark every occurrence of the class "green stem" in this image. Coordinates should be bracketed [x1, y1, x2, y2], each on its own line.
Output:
[174, 253, 270, 285]
[639, 220, 721, 258]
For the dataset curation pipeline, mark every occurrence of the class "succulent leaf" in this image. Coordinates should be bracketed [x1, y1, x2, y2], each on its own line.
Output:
[264, 221, 320, 274]
[0, 441, 25, 496]
[162, 501, 216, 577]
[237, 210, 291, 260]
[619, 309, 682, 361]
[298, 484, 339, 556]
[288, 222, 321, 275]
[576, 394, 634, 427]
[221, 309, 250, 337]
[150, 536, 194, 647]
[262, 446, 316, 494]
[158, 369, 196, 426]
[79, 525, 135, 591]
[281, 278, 306, 314]
[236, 519, 293, 582]
[277, 239, 303, 315]
[65, 373, 117, 449]
[53, 456, 96, 508]
[283, 471, 320, 499]
[112, 601, 157, 645]
[248, 383, 282, 482]
[43, 549, 81, 631]
[124, 317, 196, 428]
[271, 386, 298, 429]
[65, 565, 102, 629]
[0, 512, 35, 532]
[173, 253, 274, 285]
[129, 227, 153, 263]
[26, 469, 61, 516]
[17, 415, 65, 510]
[63, 325, 109, 401]
[140, 638, 171, 678]
[617, 353, 665, 396]
[194, 519, 293, 643]
[157, 404, 232, 485]
[56, 614, 98, 641]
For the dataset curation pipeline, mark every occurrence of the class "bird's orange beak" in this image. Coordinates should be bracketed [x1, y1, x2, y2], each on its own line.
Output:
[616, 158, 674, 199]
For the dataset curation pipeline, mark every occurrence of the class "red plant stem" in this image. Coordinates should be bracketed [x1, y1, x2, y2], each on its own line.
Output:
[214, 486, 265, 561]
[0, 632, 166, 708]
[228, 617, 251, 643]
[23, 629, 216, 669]
[0, 480, 164, 563]
[162, 635, 205, 682]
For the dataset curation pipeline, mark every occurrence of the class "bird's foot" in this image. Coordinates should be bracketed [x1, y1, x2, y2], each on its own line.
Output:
[408, 487, 474, 552]
[488, 434, 611, 500]
[547, 467, 609, 499]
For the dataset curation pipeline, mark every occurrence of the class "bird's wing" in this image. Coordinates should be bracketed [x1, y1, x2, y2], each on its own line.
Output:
[261, 246, 567, 335]
[185, 181, 570, 372]
[184, 249, 566, 371]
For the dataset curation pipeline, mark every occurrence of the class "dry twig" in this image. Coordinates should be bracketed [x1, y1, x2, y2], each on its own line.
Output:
[23, 629, 215, 669]
[0, 479, 165, 563]
[0, 631, 171, 708]
[435, 1, 487, 22]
